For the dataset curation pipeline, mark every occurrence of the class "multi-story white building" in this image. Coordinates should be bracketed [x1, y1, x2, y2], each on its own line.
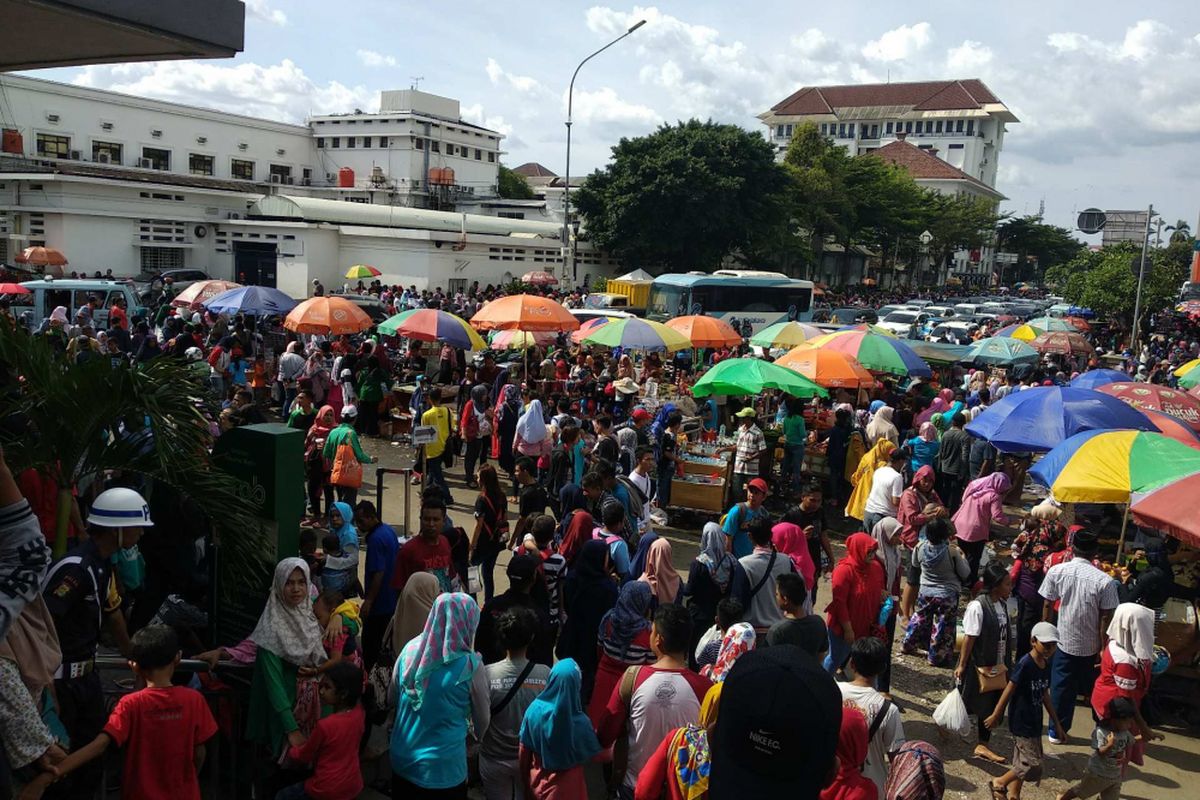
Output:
[0, 74, 617, 296]
[760, 79, 1016, 285]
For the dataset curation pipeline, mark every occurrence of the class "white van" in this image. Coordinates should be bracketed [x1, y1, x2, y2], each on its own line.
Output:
[14, 278, 149, 330]
[954, 303, 980, 316]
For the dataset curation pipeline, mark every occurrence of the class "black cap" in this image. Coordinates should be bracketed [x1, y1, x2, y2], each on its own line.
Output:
[1072, 527, 1100, 553]
[710, 645, 841, 800]
[506, 554, 540, 582]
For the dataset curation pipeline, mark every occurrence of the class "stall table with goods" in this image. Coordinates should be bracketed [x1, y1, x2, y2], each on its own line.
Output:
[669, 437, 735, 515]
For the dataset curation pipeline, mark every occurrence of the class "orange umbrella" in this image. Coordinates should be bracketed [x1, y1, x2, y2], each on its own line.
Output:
[775, 344, 877, 389]
[284, 296, 373, 334]
[470, 294, 579, 332]
[1029, 331, 1093, 356]
[1065, 315, 1091, 331]
[171, 280, 241, 309]
[14, 246, 68, 266]
[521, 270, 559, 286]
[664, 315, 742, 348]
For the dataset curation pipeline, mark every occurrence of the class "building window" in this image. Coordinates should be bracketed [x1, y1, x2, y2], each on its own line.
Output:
[415, 137, 424, 150]
[948, 143, 964, 150]
[380, 137, 389, 148]
[497, 211, 526, 219]
[139, 246, 184, 271]
[142, 147, 170, 170]
[475, 148, 482, 160]
[870, 124, 879, 138]
[231, 159, 254, 180]
[269, 164, 292, 183]
[885, 122, 893, 135]
[966, 120, 975, 135]
[915, 121, 923, 134]
[785, 124, 794, 136]
[838, 123, 846, 138]
[487, 151, 495, 162]
[905, 121, 913, 133]
[347, 137, 356, 148]
[431, 141, 440, 153]
[36, 133, 70, 158]
[330, 137, 340, 148]
[934, 120, 943, 133]
[776, 124, 785, 137]
[316, 137, 325, 148]
[189, 153, 214, 176]
[956, 119, 964, 133]
[91, 141, 122, 164]
[848, 123, 856, 138]
[302, 167, 311, 184]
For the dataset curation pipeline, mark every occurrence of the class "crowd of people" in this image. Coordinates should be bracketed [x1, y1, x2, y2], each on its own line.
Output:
[0, 274, 1197, 800]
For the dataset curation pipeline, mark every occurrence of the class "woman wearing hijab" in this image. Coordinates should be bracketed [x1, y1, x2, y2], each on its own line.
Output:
[1090, 603, 1163, 765]
[460, 384, 492, 488]
[0, 597, 63, 779]
[629, 529, 660, 581]
[701, 622, 756, 682]
[870, 516, 904, 694]
[905, 423, 940, 473]
[389, 571, 442, 656]
[243, 559, 327, 757]
[865, 406, 898, 448]
[635, 682, 721, 800]
[493, 384, 522, 496]
[303, 405, 337, 520]
[771, 515, 817, 601]
[617, 427, 639, 476]
[320, 501, 360, 594]
[884, 741, 945, 800]
[820, 706, 877, 800]
[824, 533, 886, 675]
[518, 658, 603, 799]
[914, 397, 948, 429]
[390, 592, 489, 799]
[639, 538, 682, 605]
[556, 539, 618, 703]
[558, 508, 594, 569]
[514, 398, 550, 462]
[684, 523, 742, 659]
[897, 465, 946, 551]
[845, 439, 897, 522]
[587, 581, 655, 725]
[951, 472, 1010, 589]
[555, 484, 588, 548]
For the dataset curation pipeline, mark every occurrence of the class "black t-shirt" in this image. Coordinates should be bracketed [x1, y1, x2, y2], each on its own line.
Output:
[658, 431, 677, 471]
[473, 493, 508, 548]
[1008, 653, 1052, 737]
[766, 615, 829, 659]
[792, 506, 826, 564]
[519, 483, 548, 519]
[42, 539, 112, 663]
[593, 434, 618, 465]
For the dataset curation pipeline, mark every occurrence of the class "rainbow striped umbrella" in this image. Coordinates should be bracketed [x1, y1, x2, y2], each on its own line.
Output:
[806, 329, 931, 377]
[489, 329, 557, 349]
[1030, 429, 1200, 503]
[1024, 316, 1075, 333]
[749, 321, 826, 350]
[378, 308, 486, 350]
[994, 323, 1044, 342]
[571, 317, 611, 343]
[582, 317, 692, 352]
[345, 264, 382, 279]
[1173, 358, 1200, 389]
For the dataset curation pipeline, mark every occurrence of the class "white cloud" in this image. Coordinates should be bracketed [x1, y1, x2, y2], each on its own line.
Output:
[245, 0, 287, 27]
[357, 50, 397, 68]
[569, 87, 661, 127]
[862, 22, 932, 62]
[946, 40, 993, 72]
[1118, 19, 1171, 60]
[484, 58, 543, 94]
[70, 60, 375, 123]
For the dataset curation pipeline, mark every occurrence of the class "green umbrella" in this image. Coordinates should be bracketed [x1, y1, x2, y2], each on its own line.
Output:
[965, 337, 1040, 366]
[692, 357, 828, 398]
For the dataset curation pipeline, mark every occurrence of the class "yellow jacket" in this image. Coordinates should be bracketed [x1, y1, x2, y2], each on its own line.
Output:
[844, 439, 897, 521]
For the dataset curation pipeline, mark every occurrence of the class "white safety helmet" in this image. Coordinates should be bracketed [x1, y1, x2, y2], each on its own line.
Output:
[87, 487, 153, 528]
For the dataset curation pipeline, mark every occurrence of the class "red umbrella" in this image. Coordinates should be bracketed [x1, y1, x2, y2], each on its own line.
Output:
[1065, 315, 1091, 332]
[1131, 473, 1200, 549]
[14, 246, 68, 266]
[0, 283, 30, 295]
[1029, 331, 1093, 356]
[1140, 409, 1200, 449]
[1097, 382, 1200, 431]
[571, 317, 610, 343]
[521, 270, 559, 286]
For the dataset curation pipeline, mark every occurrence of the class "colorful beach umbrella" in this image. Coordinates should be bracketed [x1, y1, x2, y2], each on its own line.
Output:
[806, 329, 931, 377]
[1069, 369, 1129, 390]
[171, 280, 241, 309]
[691, 358, 828, 399]
[1029, 331, 1093, 357]
[835, 323, 897, 338]
[582, 317, 692, 352]
[378, 308, 486, 350]
[1173, 359, 1200, 389]
[284, 296, 373, 335]
[203, 285, 298, 316]
[748, 321, 826, 350]
[571, 317, 611, 343]
[1096, 383, 1200, 431]
[965, 386, 1155, 452]
[965, 337, 1040, 366]
[994, 323, 1044, 342]
[1065, 316, 1091, 332]
[470, 294, 579, 332]
[520, 270, 559, 286]
[1175, 300, 1200, 317]
[774, 345, 876, 389]
[489, 329, 557, 349]
[1029, 429, 1200, 503]
[1025, 316, 1075, 332]
[1131, 474, 1200, 549]
[344, 264, 381, 279]
[664, 315, 743, 348]
[1140, 409, 1200, 450]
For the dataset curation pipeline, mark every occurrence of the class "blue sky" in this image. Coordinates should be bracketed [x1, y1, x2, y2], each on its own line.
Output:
[25, 1, 1200, 237]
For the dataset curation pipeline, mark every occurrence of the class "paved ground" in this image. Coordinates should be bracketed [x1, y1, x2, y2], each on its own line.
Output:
[356, 435, 1198, 800]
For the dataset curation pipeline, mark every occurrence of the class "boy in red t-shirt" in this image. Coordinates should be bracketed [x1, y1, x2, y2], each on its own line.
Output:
[24, 625, 217, 800]
[279, 661, 366, 800]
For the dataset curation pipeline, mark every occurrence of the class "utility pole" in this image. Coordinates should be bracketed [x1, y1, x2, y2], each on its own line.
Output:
[1131, 204, 1154, 357]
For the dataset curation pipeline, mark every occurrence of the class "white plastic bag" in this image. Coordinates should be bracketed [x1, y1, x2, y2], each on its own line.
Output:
[932, 686, 971, 737]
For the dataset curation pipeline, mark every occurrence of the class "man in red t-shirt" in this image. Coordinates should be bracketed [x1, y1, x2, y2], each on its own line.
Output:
[393, 498, 455, 592]
[109, 297, 130, 331]
[26, 625, 217, 800]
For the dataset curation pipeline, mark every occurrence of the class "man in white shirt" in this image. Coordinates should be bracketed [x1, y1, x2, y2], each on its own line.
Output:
[840, 638, 905, 797]
[863, 449, 907, 533]
[627, 446, 655, 534]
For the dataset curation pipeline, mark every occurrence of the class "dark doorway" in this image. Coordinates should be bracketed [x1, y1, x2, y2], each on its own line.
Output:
[233, 242, 277, 287]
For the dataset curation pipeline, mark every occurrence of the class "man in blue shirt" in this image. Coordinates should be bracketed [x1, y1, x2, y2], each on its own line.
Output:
[356, 500, 402, 667]
[722, 478, 770, 558]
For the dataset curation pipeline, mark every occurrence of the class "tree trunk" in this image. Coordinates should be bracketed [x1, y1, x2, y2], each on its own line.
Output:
[54, 486, 73, 557]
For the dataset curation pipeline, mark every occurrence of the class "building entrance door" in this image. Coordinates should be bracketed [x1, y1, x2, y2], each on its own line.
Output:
[233, 242, 277, 287]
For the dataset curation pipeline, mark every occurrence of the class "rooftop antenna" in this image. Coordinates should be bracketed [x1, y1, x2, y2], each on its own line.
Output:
[410, 76, 424, 90]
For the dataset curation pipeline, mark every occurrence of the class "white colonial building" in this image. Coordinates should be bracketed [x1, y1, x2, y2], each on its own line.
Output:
[0, 74, 616, 297]
[760, 79, 1016, 284]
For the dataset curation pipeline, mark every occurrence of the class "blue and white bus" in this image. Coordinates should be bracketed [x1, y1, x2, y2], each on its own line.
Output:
[645, 270, 815, 336]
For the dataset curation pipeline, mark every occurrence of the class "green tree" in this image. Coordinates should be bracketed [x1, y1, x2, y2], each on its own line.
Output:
[996, 216, 1084, 283]
[1165, 219, 1192, 244]
[0, 325, 264, 593]
[497, 165, 534, 200]
[780, 122, 852, 274]
[574, 119, 788, 270]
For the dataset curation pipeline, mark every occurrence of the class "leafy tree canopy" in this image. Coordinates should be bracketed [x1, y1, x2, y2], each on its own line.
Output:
[1044, 240, 1190, 330]
[996, 216, 1085, 283]
[497, 165, 534, 200]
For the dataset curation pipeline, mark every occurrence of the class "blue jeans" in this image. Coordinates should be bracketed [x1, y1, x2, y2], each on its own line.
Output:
[1049, 649, 1098, 737]
[824, 629, 851, 673]
[781, 444, 806, 493]
[425, 453, 452, 504]
[657, 470, 672, 510]
[471, 545, 500, 603]
[863, 511, 888, 536]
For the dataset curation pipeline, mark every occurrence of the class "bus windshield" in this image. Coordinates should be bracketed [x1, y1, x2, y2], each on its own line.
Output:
[648, 285, 686, 318]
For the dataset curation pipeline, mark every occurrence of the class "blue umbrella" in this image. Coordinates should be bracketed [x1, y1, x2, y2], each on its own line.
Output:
[965, 337, 1040, 366]
[1069, 369, 1129, 390]
[203, 285, 299, 316]
[965, 386, 1156, 452]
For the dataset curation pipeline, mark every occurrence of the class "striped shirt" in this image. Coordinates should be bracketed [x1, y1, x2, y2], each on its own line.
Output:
[540, 552, 567, 624]
[1039, 557, 1120, 656]
[734, 424, 766, 475]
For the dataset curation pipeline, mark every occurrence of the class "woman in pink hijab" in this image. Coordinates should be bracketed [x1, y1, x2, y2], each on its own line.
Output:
[914, 396, 948, 428]
[952, 472, 1010, 590]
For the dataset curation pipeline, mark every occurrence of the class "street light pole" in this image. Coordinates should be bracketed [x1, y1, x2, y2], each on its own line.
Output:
[1131, 203, 1154, 357]
[562, 18, 646, 290]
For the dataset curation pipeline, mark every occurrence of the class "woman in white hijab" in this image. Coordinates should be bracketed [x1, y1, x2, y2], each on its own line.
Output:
[865, 405, 899, 447]
[514, 397, 550, 459]
[1091, 602, 1163, 764]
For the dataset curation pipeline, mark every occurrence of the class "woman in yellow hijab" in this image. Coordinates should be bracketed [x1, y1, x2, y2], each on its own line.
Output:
[844, 439, 897, 521]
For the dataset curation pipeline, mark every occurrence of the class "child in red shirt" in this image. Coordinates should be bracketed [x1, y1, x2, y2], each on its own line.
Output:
[280, 661, 366, 800]
[24, 625, 217, 800]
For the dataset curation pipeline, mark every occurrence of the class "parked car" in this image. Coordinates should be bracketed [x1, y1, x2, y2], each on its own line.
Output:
[132, 268, 211, 302]
[330, 292, 390, 323]
[877, 304, 918, 318]
[18, 278, 149, 330]
[905, 299, 933, 309]
[878, 310, 929, 338]
[823, 307, 878, 325]
[927, 321, 979, 345]
[570, 308, 634, 325]
[924, 305, 958, 319]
